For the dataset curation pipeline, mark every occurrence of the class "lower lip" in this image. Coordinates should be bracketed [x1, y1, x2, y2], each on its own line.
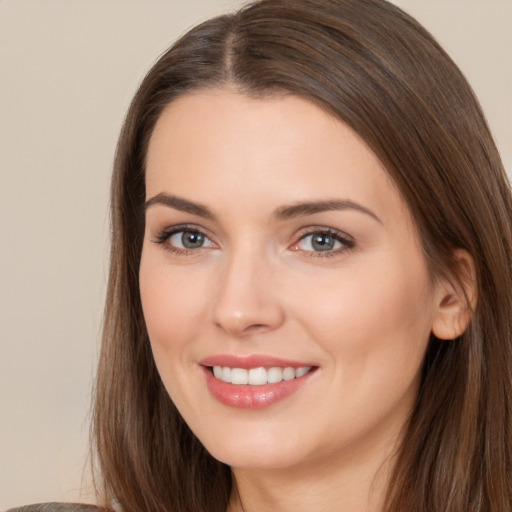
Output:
[202, 367, 315, 409]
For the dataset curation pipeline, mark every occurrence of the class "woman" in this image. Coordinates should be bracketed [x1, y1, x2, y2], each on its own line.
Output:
[94, 0, 512, 511]
[11, 0, 511, 511]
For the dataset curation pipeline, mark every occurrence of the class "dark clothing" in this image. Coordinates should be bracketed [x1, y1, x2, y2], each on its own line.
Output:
[6, 504, 102, 512]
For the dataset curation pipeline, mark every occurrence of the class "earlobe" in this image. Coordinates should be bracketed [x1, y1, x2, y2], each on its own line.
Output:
[431, 249, 477, 340]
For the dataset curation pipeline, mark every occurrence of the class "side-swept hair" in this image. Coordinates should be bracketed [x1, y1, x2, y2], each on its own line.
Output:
[93, 1, 512, 510]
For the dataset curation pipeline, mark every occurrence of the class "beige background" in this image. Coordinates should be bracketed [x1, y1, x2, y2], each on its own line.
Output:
[0, 0, 510, 509]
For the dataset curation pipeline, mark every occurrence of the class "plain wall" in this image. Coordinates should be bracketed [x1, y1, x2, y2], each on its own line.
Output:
[0, 0, 510, 508]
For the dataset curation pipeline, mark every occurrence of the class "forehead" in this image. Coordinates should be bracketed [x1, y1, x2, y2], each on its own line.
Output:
[145, 89, 408, 225]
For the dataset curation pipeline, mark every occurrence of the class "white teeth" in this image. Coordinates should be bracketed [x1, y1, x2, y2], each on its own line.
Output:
[231, 368, 248, 385]
[221, 366, 231, 383]
[249, 367, 267, 385]
[295, 366, 310, 378]
[282, 367, 295, 381]
[267, 367, 283, 384]
[212, 365, 312, 385]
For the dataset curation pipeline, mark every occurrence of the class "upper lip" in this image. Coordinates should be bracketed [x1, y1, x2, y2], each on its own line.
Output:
[199, 354, 317, 369]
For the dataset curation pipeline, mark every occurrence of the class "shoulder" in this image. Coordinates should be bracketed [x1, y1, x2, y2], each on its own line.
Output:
[5, 504, 105, 512]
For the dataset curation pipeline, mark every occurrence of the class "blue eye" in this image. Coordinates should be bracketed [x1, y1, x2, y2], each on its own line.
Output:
[170, 230, 208, 249]
[168, 230, 215, 250]
[297, 233, 341, 252]
[294, 230, 353, 254]
[153, 226, 215, 253]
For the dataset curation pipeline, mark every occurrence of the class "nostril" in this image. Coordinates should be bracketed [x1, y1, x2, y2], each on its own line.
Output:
[245, 323, 269, 332]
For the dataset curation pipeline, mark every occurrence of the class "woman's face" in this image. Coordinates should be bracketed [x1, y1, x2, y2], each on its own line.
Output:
[140, 89, 446, 472]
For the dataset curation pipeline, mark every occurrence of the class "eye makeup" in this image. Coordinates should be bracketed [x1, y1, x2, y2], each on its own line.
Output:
[150, 222, 355, 260]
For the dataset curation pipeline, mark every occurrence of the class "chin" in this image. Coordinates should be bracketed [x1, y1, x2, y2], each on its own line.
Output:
[210, 446, 303, 471]
[196, 423, 309, 470]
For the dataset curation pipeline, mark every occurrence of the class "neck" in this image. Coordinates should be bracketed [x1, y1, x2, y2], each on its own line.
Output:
[227, 436, 397, 512]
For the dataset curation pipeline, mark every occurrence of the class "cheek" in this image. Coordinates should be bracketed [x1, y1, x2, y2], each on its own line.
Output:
[342, 273, 432, 345]
[288, 259, 434, 445]
[139, 253, 216, 416]
[289, 253, 435, 381]
[139, 254, 209, 357]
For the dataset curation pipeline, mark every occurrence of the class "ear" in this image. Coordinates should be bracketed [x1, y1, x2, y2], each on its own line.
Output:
[431, 249, 477, 340]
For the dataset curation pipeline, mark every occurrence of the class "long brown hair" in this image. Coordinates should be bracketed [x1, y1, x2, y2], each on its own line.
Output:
[92, 1, 512, 510]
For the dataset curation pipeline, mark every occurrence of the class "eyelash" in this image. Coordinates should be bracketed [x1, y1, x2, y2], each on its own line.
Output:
[152, 224, 214, 256]
[151, 225, 355, 258]
[292, 227, 355, 258]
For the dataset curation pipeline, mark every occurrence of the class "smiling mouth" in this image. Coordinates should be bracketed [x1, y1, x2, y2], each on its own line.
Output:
[202, 363, 318, 409]
[210, 365, 314, 385]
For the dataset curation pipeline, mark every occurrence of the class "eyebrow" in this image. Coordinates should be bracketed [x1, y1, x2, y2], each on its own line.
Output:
[144, 193, 214, 218]
[273, 200, 382, 223]
[144, 193, 381, 224]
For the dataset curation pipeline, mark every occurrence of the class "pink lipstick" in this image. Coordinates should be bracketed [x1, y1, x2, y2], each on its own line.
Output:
[200, 355, 317, 409]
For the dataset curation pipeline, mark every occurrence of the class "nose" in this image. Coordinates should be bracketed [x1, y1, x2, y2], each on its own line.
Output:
[211, 246, 286, 337]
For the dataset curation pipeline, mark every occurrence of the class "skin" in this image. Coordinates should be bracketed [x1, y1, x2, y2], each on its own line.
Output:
[139, 89, 471, 512]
